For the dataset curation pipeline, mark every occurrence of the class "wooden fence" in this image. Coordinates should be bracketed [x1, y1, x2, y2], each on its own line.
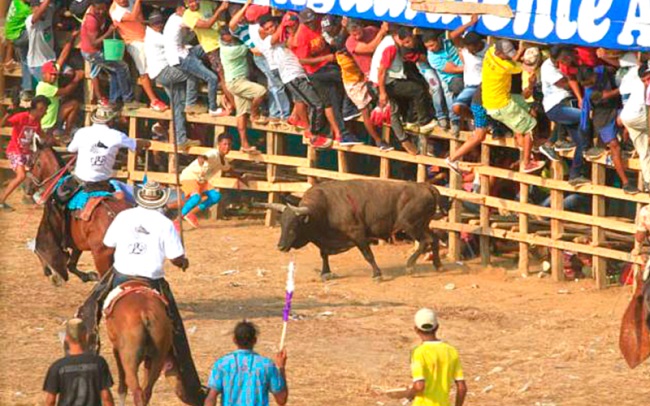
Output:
[1, 62, 646, 289]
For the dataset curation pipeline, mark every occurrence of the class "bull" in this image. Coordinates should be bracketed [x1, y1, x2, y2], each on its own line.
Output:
[262, 180, 445, 281]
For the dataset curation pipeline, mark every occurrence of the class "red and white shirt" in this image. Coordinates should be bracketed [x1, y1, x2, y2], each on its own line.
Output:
[6, 111, 41, 156]
[369, 36, 406, 85]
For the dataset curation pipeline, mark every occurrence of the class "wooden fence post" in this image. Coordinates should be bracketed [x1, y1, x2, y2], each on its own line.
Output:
[592, 162, 607, 288]
[448, 138, 462, 262]
[265, 130, 281, 227]
[550, 160, 565, 280]
[518, 162, 530, 273]
[126, 116, 137, 186]
[479, 143, 491, 266]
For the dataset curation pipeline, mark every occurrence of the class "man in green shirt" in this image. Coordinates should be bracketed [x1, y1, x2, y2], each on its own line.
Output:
[219, 27, 267, 153]
[5, 0, 34, 99]
[35, 32, 84, 141]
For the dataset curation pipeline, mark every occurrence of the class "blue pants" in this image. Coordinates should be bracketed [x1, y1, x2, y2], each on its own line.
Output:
[546, 103, 588, 179]
[180, 46, 219, 111]
[155, 65, 198, 145]
[181, 189, 221, 216]
[416, 62, 446, 122]
[82, 51, 134, 104]
[253, 55, 291, 120]
[12, 30, 33, 91]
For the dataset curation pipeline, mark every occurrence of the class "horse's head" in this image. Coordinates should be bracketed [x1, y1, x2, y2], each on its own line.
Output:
[24, 141, 65, 197]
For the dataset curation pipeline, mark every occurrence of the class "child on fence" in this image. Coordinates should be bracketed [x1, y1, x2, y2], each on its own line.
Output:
[333, 36, 392, 151]
[0, 96, 50, 211]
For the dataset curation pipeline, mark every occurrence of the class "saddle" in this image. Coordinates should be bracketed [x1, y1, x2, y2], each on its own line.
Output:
[103, 280, 169, 318]
[72, 194, 124, 221]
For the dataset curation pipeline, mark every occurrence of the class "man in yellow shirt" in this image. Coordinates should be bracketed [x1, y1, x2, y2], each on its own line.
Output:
[482, 40, 544, 174]
[183, 0, 235, 115]
[406, 308, 467, 406]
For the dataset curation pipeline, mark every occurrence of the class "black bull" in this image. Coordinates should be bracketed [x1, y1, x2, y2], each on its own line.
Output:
[262, 180, 446, 281]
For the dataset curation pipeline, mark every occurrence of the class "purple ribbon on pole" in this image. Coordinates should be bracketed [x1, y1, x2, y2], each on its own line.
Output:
[282, 291, 293, 322]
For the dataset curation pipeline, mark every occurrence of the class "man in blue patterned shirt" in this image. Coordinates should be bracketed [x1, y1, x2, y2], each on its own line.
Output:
[205, 321, 288, 406]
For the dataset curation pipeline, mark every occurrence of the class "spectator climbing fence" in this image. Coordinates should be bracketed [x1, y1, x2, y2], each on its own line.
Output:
[1, 62, 645, 290]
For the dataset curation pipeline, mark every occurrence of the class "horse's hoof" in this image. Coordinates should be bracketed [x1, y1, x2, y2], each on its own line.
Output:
[321, 272, 338, 282]
[49, 273, 63, 287]
[372, 275, 383, 283]
[85, 272, 100, 282]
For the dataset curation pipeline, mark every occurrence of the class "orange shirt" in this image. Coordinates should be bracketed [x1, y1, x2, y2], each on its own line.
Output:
[109, 1, 145, 44]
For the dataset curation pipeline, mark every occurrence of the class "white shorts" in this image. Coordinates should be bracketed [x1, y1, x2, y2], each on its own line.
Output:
[126, 41, 147, 75]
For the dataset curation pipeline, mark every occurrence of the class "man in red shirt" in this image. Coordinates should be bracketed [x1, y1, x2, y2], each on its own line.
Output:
[346, 19, 389, 78]
[80, 0, 136, 109]
[290, 8, 361, 145]
[0, 95, 50, 211]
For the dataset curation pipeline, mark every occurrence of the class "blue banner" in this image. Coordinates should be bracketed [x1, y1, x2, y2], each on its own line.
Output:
[268, 0, 650, 51]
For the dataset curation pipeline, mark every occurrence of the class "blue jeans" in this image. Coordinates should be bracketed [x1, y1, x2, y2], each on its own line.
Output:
[82, 51, 134, 103]
[440, 78, 460, 124]
[546, 102, 588, 179]
[540, 193, 590, 213]
[155, 66, 198, 144]
[253, 55, 291, 120]
[416, 62, 446, 121]
[180, 45, 218, 111]
[12, 30, 33, 91]
[453, 85, 478, 109]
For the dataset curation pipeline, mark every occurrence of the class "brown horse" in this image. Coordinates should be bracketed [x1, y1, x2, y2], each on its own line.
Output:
[105, 281, 187, 406]
[26, 145, 132, 284]
[620, 266, 650, 368]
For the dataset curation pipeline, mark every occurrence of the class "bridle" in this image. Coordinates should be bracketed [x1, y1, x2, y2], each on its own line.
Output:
[27, 147, 77, 202]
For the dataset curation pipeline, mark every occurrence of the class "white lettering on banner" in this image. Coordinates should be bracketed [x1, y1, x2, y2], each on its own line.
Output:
[513, 0, 554, 39]
[339, 0, 373, 14]
[556, 0, 578, 40]
[480, 0, 511, 31]
[618, 0, 650, 46]
[577, 0, 613, 43]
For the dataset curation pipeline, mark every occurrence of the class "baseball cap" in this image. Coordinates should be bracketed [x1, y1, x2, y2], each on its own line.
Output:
[245, 5, 270, 24]
[298, 7, 317, 24]
[414, 308, 439, 332]
[495, 39, 517, 59]
[42, 60, 59, 76]
[639, 61, 650, 78]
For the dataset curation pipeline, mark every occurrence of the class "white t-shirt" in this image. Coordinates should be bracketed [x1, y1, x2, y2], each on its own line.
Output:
[144, 27, 168, 79]
[180, 149, 231, 184]
[163, 13, 189, 66]
[103, 206, 184, 280]
[249, 24, 278, 69]
[67, 124, 137, 182]
[369, 36, 406, 85]
[461, 43, 487, 86]
[541, 59, 572, 112]
[25, 10, 56, 68]
[621, 81, 648, 122]
[257, 36, 305, 84]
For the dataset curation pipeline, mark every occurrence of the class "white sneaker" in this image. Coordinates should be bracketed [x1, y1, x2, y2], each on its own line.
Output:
[446, 157, 461, 175]
[419, 119, 439, 134]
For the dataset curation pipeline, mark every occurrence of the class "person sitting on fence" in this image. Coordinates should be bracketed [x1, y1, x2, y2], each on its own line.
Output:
[422, 15, 480, 137]
[0, 96, 50, 211]
[257, 14, 339, 149]
[25, 0, 55, 81]
[291, 8, 362, 146]
[80, 0, 138, 110]
[370, 26, 433, 155]
[178, 133, 248, 229]
[332, 35, 392, 151]
[541, 46, 590, 187]
[219, 27, 268, 153]
[577, 66, 635, 194]
[204, 320, 288, 406]
[620, 61, 650, 192]
[183, 0, 235, 116]
[482, 39, 545, 174]
[35, 50, 84, 142]
[6, 0, 34, 101]
[109, 0, 168, 112]
[144, 10, 201, 150]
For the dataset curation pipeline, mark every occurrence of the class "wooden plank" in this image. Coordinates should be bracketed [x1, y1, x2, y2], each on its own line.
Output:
[479, 143, 490, 266]
[550, 160, 565, 281]
[448, 138, 462, 262]
[265, 131, 280, 227]
[518, 157, 530, 274]
[410, 0, 514, 18]
[126, 117, 137, 186]
[592, 162, 608, 288]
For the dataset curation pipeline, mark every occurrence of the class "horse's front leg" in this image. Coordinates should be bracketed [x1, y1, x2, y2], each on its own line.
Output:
[67, 249, 99, 282]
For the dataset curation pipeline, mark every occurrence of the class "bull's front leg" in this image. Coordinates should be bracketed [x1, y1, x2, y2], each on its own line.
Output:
[320, 251, 335, 281]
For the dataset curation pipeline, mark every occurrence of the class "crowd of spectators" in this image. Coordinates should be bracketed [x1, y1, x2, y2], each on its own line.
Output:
[3, 0, 650, 195]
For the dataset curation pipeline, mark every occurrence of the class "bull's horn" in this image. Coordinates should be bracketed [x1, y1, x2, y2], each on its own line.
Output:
[288, 204, 310, 216]
[254, 202, 287, 212]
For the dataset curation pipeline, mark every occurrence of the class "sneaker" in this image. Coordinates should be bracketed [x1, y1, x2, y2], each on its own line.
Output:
[184, 104, 208, 114]
[184, 213, 200, 228]
[568, 176, 590, 187]
[209, 108, 227, 117]
[450, 123, 460, 138]
[178, 139, 201, 149]
[287, 116, 308, 130]
[554, 140, 576, 152]
[623, 183, 639, 195]
[539, 144, 560, 162]
[150, 100, 169, 112]
[403, 122, 420, 133]
[446, 157, 462, 176]
[584, 146, 605, 160]
[0, 203, 15, 212]
[419, 119, 439, 134]
[437, 118, 450, 130]
[522, 160, 545, 173]
[377, 141, 394, 152]
[338, 135, 363, 146]
[310, 135, 333, 149]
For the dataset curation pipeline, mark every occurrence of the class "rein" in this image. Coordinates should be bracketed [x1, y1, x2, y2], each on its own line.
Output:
[33, 155, 78, 204]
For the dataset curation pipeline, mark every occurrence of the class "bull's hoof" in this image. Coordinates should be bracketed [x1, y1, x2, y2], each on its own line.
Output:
[406, 267, 415, 276]
[49, 273, 63, 287]
[372, 275, 383, 283]
[434, 262, 443, 272]
[321, 272, 338, 282]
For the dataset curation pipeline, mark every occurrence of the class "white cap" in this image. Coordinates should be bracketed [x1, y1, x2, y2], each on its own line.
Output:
[414, 308, 439, 332]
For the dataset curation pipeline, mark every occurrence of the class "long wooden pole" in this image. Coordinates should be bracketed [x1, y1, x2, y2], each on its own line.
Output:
[170, 116, 185, 262]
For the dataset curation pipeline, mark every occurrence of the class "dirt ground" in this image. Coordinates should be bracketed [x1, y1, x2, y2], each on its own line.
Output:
[0, 201, 649, 406]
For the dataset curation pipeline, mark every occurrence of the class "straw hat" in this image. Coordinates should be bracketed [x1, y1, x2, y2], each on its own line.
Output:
[135, 181, 170, 209]
[91, 105, 118, 124]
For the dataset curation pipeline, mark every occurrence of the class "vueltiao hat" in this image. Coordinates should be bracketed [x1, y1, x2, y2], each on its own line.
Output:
[135, 181, 170, 209]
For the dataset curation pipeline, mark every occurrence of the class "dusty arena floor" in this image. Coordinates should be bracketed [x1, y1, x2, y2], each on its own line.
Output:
[1, 203, 649, 406]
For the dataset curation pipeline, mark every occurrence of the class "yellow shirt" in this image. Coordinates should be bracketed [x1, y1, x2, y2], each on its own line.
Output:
[182, 1, 221, 53]
[335, 52, 364, 84]
[411, 341, 464, 406]
[180, 150, 231, 186]
[481, 46, 522, 110]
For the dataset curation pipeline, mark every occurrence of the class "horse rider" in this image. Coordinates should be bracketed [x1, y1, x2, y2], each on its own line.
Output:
[77, 181, 205, 405]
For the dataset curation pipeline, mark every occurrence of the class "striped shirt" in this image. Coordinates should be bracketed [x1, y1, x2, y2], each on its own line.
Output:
[207, 350, 285, 406]
[230, 23, 256, 50]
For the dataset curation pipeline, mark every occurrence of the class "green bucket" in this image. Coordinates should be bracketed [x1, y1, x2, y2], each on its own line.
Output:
[103, 38, 125, 61]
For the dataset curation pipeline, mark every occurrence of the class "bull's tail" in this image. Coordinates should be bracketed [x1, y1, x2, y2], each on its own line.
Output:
[427, 184, 451, 220]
